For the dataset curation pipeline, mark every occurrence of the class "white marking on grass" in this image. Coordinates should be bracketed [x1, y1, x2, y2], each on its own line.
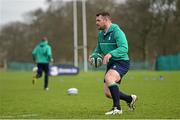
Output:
[0, 115, 14, 118]
[19, 113, 38, 117]
[0, 113, 38, 118]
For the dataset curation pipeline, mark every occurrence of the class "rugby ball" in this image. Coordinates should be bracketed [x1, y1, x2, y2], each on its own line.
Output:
[67, 88, 78, 95]
[90, 53, 103, 68]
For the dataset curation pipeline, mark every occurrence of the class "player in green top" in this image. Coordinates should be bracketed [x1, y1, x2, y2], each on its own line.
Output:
[89, 12, 137, 115]
[32, 36, 53, 91]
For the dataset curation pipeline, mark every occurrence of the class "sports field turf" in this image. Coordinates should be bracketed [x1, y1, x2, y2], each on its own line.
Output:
[0, 70, 180, 119]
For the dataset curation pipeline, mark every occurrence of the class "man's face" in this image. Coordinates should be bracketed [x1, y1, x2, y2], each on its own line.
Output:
[96, 15, 106, 30]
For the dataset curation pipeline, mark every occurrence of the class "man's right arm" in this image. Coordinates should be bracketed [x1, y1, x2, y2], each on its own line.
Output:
[92, 43, 102, 54]
[92, 34, 102, 55]
[89, 40, 102, 64]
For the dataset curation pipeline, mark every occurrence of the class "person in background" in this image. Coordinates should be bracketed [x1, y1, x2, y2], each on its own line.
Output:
[32, 36, 53, 91]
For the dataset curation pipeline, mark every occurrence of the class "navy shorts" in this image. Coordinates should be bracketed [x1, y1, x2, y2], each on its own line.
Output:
[37, 63, 49, 76]
[104, 60, 130, 83]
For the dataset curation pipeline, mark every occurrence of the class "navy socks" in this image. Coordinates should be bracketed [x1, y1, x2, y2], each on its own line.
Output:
[109, 83, 132, 110]
[119, 91, 132, 103]
[109, 84, 120, 110]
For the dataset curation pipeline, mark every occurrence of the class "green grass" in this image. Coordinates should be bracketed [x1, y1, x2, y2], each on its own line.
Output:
[0, 70, 180, 119]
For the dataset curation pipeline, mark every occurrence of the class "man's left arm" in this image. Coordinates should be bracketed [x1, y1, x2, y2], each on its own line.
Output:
[109, 30, 128, 58]
[47, 46, 53, 62]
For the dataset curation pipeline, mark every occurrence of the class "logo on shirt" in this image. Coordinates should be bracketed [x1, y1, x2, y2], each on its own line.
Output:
[108, 33, 112, 40]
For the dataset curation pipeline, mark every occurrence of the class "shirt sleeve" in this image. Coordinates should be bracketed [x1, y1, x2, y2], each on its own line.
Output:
[92, 34, 103, 55]
[109, 29, 128, 58]
[93, 42, 102, 54]
[47, 46, 52, 61]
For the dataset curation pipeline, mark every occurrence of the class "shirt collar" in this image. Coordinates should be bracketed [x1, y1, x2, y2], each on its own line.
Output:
[103, 23, 114, 35]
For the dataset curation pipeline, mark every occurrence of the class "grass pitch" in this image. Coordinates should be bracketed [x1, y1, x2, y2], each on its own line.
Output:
[0, 70, 180, 119]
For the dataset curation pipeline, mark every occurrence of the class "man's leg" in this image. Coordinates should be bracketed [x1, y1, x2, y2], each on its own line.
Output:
[119, 91, 132, 103]
[104, 69, 122, 115]
[104, 84, 132, 102]
[118, 91, 137, 111]
[32, 63, 42, 85]
[36, 63, 43, 78]
[104, 81, 137, 111]
[43, 63, 49, 90]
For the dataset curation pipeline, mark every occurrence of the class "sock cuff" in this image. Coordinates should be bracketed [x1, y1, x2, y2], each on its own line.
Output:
[108, 83, 118, 88]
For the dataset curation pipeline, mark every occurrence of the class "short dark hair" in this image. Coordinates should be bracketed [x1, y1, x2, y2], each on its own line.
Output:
[96, 12, 110, 17]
